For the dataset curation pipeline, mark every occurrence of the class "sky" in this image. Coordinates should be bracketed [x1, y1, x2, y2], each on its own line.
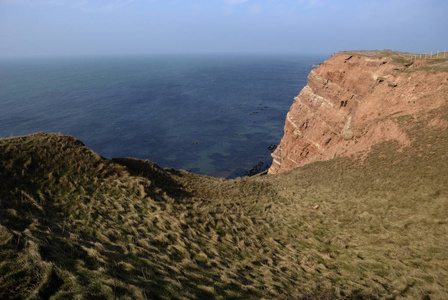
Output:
[1, 0, 447, 57]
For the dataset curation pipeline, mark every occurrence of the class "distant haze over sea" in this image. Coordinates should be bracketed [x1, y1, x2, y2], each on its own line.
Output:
[0, 54, 326, 178]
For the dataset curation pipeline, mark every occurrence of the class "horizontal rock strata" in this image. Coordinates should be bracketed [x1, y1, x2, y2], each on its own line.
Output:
[269, 54, 448, 174]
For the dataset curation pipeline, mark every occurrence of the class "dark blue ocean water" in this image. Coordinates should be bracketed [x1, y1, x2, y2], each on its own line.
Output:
[0, 54, 325, 178]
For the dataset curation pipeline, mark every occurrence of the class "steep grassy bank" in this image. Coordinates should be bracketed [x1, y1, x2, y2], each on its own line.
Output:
[1, 102, 447, 299]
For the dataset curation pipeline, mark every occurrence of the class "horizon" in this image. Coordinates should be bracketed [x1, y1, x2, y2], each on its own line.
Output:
[1, 0, 447, 59]
[0, 51, 328, 60]
[0, 49, 440, 61]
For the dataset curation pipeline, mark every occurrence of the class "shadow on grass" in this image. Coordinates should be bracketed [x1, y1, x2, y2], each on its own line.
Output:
[112, 158, 193, 200]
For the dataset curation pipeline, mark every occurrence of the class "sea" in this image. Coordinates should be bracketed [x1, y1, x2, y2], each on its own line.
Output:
[0, 54, 326, 178]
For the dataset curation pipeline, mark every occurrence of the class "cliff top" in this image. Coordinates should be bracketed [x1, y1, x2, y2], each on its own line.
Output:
[334, 49, 448, 71]
[1, 53, 448, 298]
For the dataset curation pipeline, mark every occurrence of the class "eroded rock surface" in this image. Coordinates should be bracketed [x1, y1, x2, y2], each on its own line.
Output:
[269, 54, 448, 174]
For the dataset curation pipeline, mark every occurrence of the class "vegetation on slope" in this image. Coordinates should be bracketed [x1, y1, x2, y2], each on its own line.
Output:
[1, 133, 330, 299]
[1, 78, 448, 298]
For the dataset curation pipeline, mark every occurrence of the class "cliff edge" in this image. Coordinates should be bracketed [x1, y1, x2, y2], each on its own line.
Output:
[269, 51, 448, 174]
[1, 53, 448, 297]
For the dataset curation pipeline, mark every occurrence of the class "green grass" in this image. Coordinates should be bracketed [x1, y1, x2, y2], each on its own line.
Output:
[374, 50, 448, 71]
[341, 49, 448, 71]
[1, 101, 448, 299]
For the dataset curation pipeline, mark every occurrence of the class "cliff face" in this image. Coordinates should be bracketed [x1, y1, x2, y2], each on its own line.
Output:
[269, 53, 448, 174]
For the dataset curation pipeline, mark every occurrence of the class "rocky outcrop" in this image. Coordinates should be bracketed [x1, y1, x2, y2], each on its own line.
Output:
[269, 53, 448, 174]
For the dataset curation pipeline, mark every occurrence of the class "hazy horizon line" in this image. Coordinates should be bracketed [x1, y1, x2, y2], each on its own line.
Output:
[0, 50, 334, 60]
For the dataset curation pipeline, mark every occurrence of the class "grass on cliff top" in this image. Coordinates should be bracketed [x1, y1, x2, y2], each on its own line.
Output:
[381, 50, 448, 71]
[1, 104, 448, 299]
[341, 49, 448, 71]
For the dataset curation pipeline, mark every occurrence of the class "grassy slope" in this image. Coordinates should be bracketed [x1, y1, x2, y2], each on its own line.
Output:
[1, 67, 447, 299]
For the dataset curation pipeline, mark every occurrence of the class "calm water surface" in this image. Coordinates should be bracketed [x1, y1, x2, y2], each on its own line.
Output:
[0, 54, 326, 178]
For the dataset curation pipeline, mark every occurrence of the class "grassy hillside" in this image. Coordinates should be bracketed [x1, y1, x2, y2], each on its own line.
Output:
[1, 102, 448, 297]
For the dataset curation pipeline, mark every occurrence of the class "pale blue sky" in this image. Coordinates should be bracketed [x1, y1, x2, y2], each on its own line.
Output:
[1, 0, 447, 57]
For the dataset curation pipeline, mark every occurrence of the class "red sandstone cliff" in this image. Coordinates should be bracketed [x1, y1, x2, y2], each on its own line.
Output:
[269, 52, 448, 174]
